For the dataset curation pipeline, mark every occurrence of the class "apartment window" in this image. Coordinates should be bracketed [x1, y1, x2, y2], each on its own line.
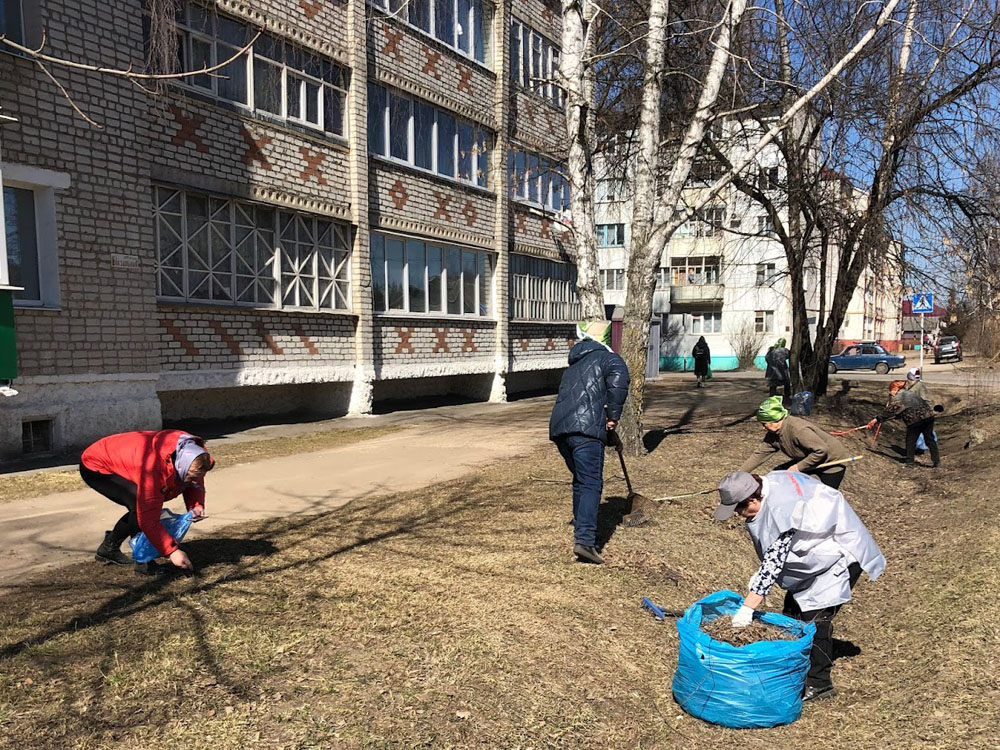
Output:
[690, 311, 722, 334]
[670, 256, 720, 285]
[510, 19, 563, 107]
[3, 174, 63, 308]
[3, 186, 39, 302]
[370, 233, 494, 317]
[756, 262, 776, 286]
[596, 223, 625, 247]
[153, 186, 351, 311]
[509, 148, 569, 212]
[757, 215, 776, 235]
[173, 3, 349, 137]
[679, 207, 725, 238]
[1, 0, 24, 46]
[510, 254, 581, 321]
[690, 159, 725, 184]
[368, 84, 491, 188]
[596, 178, 626, 203]
[755, 309, 775, 333]
[601, 268, 624, 291]
[372, 0, 491, 65]
[758, 166, 780, 191]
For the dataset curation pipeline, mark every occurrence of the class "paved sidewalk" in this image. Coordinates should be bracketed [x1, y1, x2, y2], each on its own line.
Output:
[0, 397, 555, 590]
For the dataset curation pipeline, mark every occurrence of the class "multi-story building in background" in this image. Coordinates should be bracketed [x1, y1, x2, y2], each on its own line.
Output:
[595, 121, 902, 371]
[0, 0, 580, 459]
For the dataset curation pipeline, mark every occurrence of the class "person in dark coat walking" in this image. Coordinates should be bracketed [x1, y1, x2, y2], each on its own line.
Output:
[765, 338, 791, 403]
[549, 321, 631, 564]
[692, 336, 711, 387]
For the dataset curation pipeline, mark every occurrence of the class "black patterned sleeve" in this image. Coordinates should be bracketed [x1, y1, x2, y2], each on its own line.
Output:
[748, 530, 795, 597]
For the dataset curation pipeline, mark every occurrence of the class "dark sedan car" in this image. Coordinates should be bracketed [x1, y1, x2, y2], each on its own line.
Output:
[934, 336, 962, 363]
[828, 342, 906, 374]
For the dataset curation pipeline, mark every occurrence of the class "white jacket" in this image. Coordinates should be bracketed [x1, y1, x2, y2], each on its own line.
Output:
[746, 471, 886, 611]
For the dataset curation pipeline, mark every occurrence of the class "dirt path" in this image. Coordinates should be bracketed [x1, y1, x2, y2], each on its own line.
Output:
[0, 399, 555, 590]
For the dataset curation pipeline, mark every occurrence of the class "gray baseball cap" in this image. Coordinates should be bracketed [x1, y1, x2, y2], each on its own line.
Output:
[713, 472, 759, 520]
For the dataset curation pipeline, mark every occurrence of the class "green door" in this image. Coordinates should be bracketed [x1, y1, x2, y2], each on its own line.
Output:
[0, 290, 17, 380]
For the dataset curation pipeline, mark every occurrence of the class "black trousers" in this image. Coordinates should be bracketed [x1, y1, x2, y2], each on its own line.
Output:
[768, 380, 791, 402]
[783, 562, 863, 689]
[79, 463, 140, 546]
[905, 417, 939, 465]
[810, 466, 845, 490]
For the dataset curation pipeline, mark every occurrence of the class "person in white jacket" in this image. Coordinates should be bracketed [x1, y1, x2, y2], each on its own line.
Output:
[713, 470, 886, 702]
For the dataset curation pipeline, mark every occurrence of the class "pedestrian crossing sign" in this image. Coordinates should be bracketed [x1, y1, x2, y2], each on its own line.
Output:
[912, 293, 933, 314]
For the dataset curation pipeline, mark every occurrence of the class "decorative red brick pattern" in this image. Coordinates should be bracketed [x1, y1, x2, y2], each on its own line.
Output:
[240, 127, 273, 170]
[461, 328, 478, 353]
[432, 191, 453, 221]
[540, 218, 552, 239]
[519, 337, 530, 351]
[299, 146, 328, 185]
[299, 0, 323, 19]
[515, 213, 527, 232]
[421, 47, 443, 79]
[210, 321, 245, 357]
[389, 179, 409, 210]
[432, 328, 450, 353]
[162, 319, 200, 357]
[523, 99, 536, 127]
[293, 323, 320, 355]
[457, 65, 474, 95]
[544, 337, 556, 351]
[461, 201, 477, 227]
[168, 105, 209, 153]
[256, 323, 284, 355]
[395, 327, 415, 354]
[383, 24, 404, 61]
[541, 7, 553, 24]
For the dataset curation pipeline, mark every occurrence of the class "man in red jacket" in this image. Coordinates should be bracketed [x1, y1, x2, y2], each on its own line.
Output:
[80, 430, 214, 575]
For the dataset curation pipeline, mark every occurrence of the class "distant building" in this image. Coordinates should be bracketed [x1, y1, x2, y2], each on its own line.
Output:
[900, 298, 948, 350]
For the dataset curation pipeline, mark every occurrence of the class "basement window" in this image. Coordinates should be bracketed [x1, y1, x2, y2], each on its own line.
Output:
[21, 418, 53, 455]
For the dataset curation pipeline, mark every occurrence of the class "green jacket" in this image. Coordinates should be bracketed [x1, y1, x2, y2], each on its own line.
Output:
[740, 416, 850, 474]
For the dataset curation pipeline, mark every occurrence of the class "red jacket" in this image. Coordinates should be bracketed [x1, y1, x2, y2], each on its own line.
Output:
[81, 430, 207, 556]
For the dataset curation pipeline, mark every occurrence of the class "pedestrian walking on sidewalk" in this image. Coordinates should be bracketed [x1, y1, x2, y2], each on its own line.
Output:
[692, 336, 711, 388]
[765, 338, 791, 403]
[549, 321, 630, 565]
[80, 430, 214, 576]
[739, 396, 851, 489]
[713, 470, 885, 702]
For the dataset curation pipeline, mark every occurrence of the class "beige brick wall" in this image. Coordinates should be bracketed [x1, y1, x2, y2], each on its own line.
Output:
[509, 321, 574, 371]
[375, 317, 495, 368]
[511, 204, 570, 259]
[216, 0, 351, 61]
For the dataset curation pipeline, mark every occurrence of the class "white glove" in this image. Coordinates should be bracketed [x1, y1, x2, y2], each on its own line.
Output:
[731, 605, 755, 628]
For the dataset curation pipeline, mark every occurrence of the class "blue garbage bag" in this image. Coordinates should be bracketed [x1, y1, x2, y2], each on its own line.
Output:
[789, 391, 814, 416]
[672, 590, 815, 728]
[916, 430, 938, 451]
[129, 509, 194, 563]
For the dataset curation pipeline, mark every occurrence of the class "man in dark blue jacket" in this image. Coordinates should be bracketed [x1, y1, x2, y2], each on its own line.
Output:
[549, 321, 631, 564]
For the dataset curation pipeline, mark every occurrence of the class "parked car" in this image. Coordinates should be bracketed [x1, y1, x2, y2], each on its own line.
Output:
[934, 335, 962, 363]
[828, 342, 906, 374]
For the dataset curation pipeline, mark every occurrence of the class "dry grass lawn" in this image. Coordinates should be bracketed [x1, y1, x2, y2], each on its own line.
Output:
[0, 382, 997, 749]
[0, 425, 401, 505]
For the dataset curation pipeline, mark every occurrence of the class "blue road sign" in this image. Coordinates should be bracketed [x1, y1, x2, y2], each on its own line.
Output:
[912, 293, 934, 314]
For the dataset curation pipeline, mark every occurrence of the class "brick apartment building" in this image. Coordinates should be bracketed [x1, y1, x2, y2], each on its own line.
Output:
[0, 0, 579, 459]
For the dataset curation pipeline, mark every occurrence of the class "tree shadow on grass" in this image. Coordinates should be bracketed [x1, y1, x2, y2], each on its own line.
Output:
[643, 390, 707, 452]
[184, 537, 277, 569]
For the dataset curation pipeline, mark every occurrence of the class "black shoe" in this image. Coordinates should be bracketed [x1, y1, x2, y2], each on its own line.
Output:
[134, 561, 171, 578]
[573, 544, 604, 564]
[802, 684, 837, 702]
[95, 531, 131, 566]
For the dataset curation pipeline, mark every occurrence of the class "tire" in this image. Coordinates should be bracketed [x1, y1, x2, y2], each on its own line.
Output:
[934, 358, 940, 364]
[828, 362, 838, 374]
[875, 362, 889, 374]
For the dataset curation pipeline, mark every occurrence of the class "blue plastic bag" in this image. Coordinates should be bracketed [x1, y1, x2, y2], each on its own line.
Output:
[916, 430, 938, 451]
[789, 391, 814, 416]
[672, 590, 815, 728]
[129, 510, 194, 563]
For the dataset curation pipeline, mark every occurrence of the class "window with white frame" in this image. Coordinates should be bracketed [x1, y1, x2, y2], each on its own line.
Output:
[601, 268, 624, 291]
[509, 19, 563, 107]
[153, 186, 351, 311]
[371, 0, 491, 65]
[758, 165, 780, 191]
[756, 263, 777, 286]
[596, 223, 625, 247]
[669, 256, 720, 285]
[679, 206, 725, 237]
[368, 84, 491, 188]
[172, 2, 349, 137]
[596, 178, 626, 203]
[690, 159, 725, 183]
[757, 215, 776, 235]
[690, 311, 722, 334]
[755, 309, 775, 333]
[370, 233, 494, 317]
[0, 0, 24, 46]
[2, 168, 64, 308]
[509, 254, 581, 321]
[509, 148, 570, 212]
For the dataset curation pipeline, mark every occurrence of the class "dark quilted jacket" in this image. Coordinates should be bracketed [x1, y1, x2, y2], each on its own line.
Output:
[879, 389, 933, 426]
[549, 340, 631, 442]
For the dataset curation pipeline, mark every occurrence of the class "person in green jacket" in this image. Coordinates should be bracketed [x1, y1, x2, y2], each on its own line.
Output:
[739, 396, 850, 489]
